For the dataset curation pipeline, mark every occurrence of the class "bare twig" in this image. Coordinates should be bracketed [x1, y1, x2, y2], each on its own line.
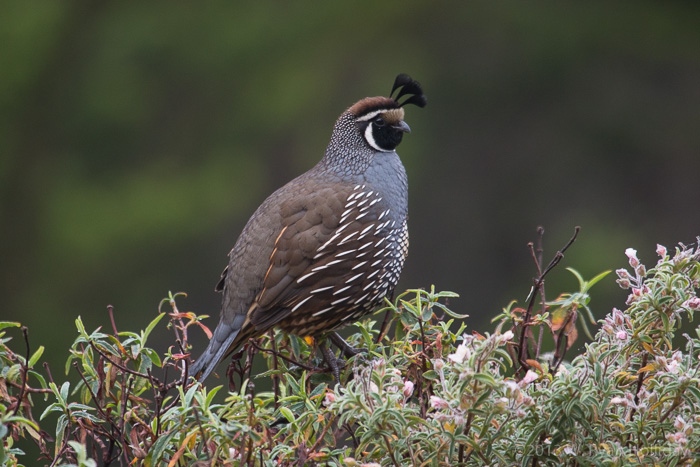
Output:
[88, 341, 150, 379]
[12, 326, 31, 416]
[376, 307, 393, 344]
[107, 305, 118, 335]
[517, 227, 580, 373]
[270, 331, 280, 409]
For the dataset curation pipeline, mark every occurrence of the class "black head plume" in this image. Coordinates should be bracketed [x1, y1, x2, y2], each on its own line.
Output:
[390, 74, 427, 108]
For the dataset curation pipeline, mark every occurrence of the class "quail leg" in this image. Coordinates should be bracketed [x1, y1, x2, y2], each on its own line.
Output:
[330, 332, 368, 358]
[319, 339, 345, 384]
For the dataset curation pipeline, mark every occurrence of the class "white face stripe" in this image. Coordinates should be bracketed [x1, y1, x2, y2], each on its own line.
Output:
[356, 109, 386, 122]
[364, 124, 392, 152]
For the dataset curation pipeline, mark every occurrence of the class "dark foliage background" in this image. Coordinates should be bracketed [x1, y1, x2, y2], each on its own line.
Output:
[2, 2, 700, 393]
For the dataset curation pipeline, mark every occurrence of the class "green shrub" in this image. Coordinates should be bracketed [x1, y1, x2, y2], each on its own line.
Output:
[1, 238, 699, 466]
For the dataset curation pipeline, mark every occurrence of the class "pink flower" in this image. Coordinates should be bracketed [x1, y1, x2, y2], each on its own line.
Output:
[674, 416, 686, 431]
[324, 391, 336, 406]
[615, 330, 628, 341]
[615, 269, 632, 288]
[430, 395, 449, 409]
[520, 370, 538, 386]
[611, 308, 625, 326]
[402, 380, 415, 397]
[625, 248, 639, 267]
[682, 297, 700, 311]
[656, 244, 667, 257]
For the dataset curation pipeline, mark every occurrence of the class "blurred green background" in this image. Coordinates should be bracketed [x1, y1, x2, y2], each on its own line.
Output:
[2, 2, 700, 389]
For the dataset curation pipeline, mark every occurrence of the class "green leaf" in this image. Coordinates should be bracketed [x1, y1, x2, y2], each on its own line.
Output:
[586, 269, 612, 288]
[28, 345, 44, 367]
[279, 406, 295, 423]
[143, 312, 166, 343]
[151, 430, 178, 465]
[473, 372, 497, 387]
[0, 322, 21, 331]
[75, 316, 88, 339]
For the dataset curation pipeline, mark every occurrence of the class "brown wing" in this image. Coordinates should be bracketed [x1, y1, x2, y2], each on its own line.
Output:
[249, 182, 402, 335]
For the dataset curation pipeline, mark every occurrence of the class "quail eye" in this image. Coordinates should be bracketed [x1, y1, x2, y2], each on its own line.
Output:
[373, 116, 386, 127]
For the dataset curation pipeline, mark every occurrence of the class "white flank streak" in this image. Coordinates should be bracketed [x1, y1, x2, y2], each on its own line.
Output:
[310, 286, 333, 294]
[297, 271, 317, 284]
[359, 225, 374, 238]
[345, 199, 357, 207]
[391, 220, 396, 227]
[356, 211, 368, 220]
[368, 198, 381, 207]
[312, 307, 333, 317]
[341, 208, 354, 218]
[336, 223, 350, 234]
[367, 270, 379, 279]
[338, 231, 359, 245]
[332, 296, 350, 305]
[312, 258, 345, 272]
[356, 292, 370, 303]
[371, 259, 383, 267]
[362, 281, 375, 291]
[359, 241, 373, 250]
[354, 184, 362, 190]
[346, 273, 364, 283]
[375, 237, 386, 247]
[316, 231, 343, 256]
[356, 198, 368, 207]
[333, 285, 352, 295]
[336, 249, 357, 257]
[352, 260, 368, 270]
[292, 295, 313, 312]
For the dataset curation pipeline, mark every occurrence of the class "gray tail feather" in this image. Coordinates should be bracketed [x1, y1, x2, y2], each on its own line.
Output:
[188, 328, 241, 382]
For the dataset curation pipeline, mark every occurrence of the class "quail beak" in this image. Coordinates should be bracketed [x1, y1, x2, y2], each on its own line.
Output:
[393, 120, 411, 133]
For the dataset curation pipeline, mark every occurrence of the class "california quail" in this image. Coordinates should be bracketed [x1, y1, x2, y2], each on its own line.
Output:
[189, 74, 426, 382]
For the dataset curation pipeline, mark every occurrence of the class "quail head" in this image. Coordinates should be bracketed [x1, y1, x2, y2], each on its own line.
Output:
[189, 74, 426, 382]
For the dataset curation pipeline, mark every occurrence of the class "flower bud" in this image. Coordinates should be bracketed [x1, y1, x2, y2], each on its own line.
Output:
[429, 395, 449, 409]
[402, 380, 415, 397]
[656, 244, 667, 257]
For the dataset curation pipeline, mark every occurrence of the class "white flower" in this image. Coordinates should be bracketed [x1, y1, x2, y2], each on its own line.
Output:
[615, 330, 628, 341]
[610, 396, 627, 405]
[625, 248, 639, 267]
[666, 360, 680, 374]
[500, 330, 514, 343]
[368, 382, 379, 394]
[448, 343, 470, 364]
